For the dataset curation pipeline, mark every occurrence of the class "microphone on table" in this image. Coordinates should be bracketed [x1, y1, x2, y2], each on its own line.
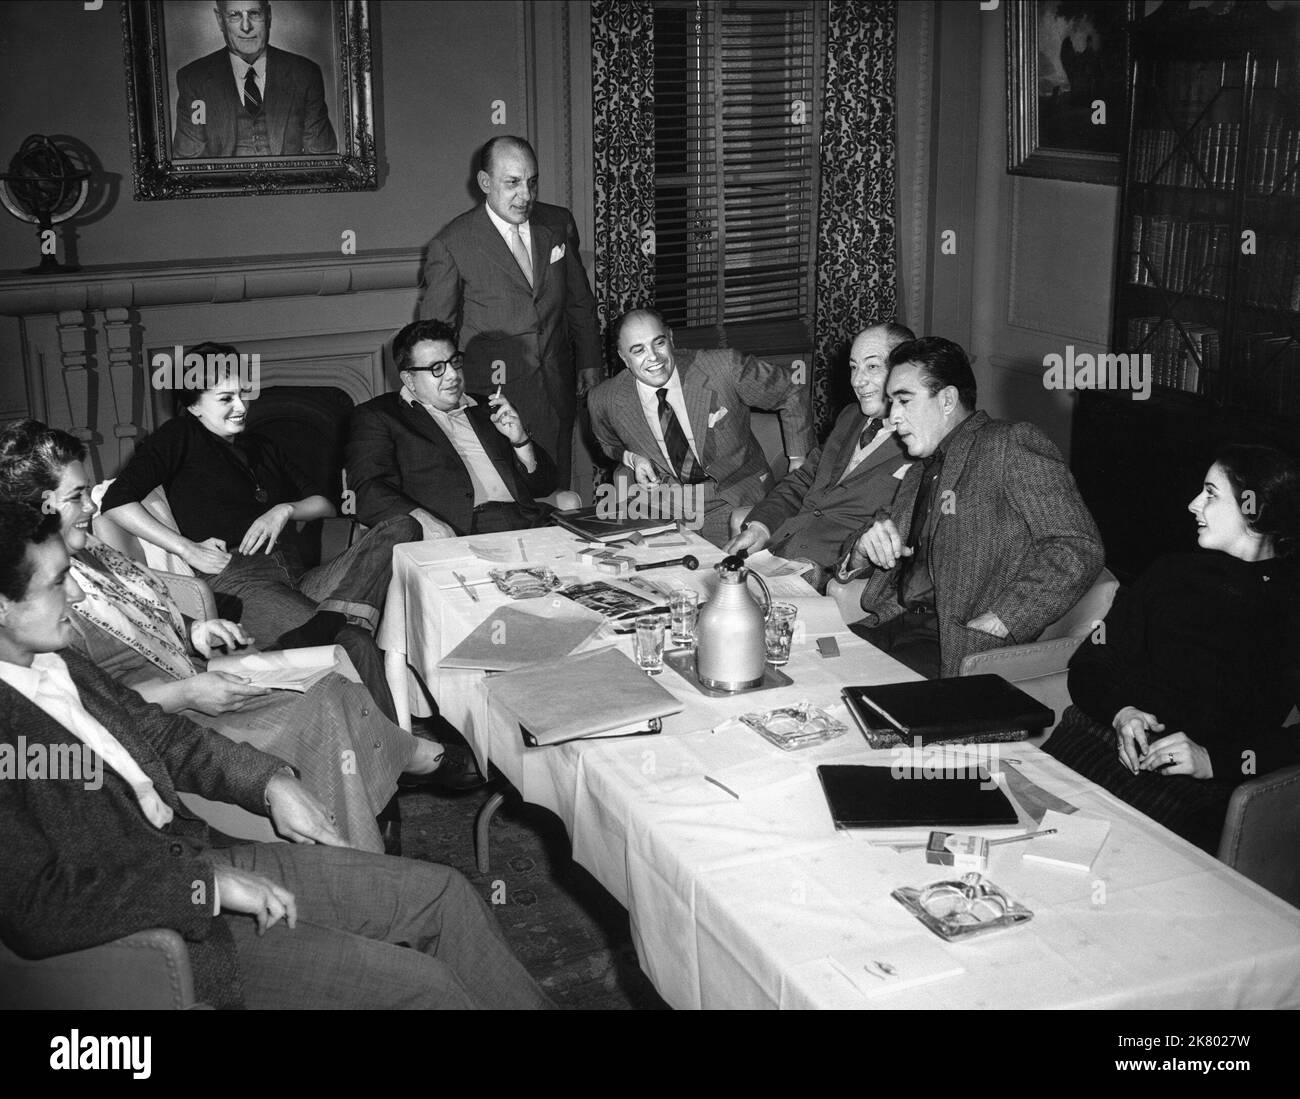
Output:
[634, 554, 699, 572]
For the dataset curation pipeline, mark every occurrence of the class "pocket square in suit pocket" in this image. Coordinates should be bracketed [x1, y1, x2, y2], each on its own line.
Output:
[708, 407, 729, 428]
[549, 243, 566, 263]
[893, 463, 913, 479]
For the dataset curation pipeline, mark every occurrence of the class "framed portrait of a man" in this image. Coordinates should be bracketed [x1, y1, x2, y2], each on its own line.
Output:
[1007, 0, 1129, 184]
[123, 0, 376, 199]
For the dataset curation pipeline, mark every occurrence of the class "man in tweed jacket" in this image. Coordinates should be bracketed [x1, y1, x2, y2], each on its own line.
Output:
[588, 308, 813, 546]
[835, 337, 1104, 678]
[0, 505, 546, 1009]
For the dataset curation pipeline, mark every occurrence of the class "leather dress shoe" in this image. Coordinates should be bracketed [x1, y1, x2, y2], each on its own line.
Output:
[399, 742, 487, 793]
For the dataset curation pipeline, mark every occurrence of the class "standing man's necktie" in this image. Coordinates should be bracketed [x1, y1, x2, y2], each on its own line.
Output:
[858, 418, 883, 451]
[244, 66, 262, 115]
[509, 225, 534, 288]
[656, 388, 691, 480]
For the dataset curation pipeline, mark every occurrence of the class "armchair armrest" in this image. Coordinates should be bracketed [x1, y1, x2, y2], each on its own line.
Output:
[0, 928, 204, 1009]
[826, 576, 868, 626]
[156, 570, 217, 621]
[1216, 763, 1300, 908]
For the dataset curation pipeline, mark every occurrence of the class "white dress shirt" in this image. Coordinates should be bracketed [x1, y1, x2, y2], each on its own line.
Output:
[0, 652, 173, 829]
[401, 386, 517, 505]
[634, 370, 702, 472]
[484, 203, 532, 268]
[228, 51, 267, 101]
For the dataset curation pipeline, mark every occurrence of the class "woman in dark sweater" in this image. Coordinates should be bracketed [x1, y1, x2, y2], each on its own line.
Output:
[1045, 444, 1300, 853]
[98, 344, 420, 720]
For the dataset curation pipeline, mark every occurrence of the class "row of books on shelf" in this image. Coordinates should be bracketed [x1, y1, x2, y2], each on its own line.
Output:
[1240, 234, 1300, 313]
[1127, 214, 1230, 297]
[1231, 331, 1300, 417]
[1246, 122, 1300, 196]
[1125, 315, 1218, 394]
[1132, 124, 1240, 189]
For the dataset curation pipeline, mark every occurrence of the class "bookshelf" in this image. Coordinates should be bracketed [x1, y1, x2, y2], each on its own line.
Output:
[1073, 1, 1300, 581]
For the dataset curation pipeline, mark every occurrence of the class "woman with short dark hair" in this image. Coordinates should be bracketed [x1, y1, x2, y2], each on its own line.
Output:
[1044, 444, 1300, 852]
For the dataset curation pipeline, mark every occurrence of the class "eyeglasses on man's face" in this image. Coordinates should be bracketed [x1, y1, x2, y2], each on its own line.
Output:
[407, 353, 465, 378]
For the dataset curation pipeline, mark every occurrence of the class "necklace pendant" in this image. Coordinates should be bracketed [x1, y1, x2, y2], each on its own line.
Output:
[254, 488, 268, 504]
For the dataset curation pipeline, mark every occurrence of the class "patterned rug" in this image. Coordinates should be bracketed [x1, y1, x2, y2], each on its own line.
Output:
[397, 782, 668, 1010]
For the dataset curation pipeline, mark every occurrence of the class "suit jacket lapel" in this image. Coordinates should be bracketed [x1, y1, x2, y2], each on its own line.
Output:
[263, 48, 291, 155]
[209, 56, 242, 157]
[620, 374, 670, 477]
[677, 355, 714, 464]
[528, 221, 553, 300]
[472, 207, 536, 296]
[931, 411, 984, 554]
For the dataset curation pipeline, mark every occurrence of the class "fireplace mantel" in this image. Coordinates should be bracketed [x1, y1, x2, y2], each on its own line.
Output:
[0, 249, 424, 480]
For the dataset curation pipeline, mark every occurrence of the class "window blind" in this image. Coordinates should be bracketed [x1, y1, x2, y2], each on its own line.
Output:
[653, 0, 821, 355]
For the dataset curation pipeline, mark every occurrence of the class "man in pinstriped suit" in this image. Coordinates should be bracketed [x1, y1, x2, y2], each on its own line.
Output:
[588, 308, 813, 547]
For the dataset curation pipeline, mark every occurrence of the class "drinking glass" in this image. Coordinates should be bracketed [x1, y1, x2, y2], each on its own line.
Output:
[764, 602, 798, 666]
[668, 589, 700, 647]
[634, 614, 667, 674]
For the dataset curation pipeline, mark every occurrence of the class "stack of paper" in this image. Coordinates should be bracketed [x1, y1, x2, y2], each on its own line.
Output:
[438, 604, 605, 671]
[208, 645, 341, 693]
[483, 647, 683, 745]
[1021, 809, 1111, 872]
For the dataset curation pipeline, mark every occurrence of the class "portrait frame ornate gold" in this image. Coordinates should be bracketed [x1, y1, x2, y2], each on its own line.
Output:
[122, 0, 377, 200]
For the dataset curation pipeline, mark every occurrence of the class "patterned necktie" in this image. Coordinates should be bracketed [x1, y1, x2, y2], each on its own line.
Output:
[858, 418, 882, 451]
[509, 225, 534, 288]
[656, 388, 691, 480]
[244, 66, 262, 115]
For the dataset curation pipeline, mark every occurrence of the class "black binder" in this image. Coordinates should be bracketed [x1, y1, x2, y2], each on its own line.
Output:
[816, 764, 1020, 830]
[840, 674, 1054, 747]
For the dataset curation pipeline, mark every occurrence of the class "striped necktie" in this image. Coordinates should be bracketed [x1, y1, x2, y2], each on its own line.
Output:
[244, 66, 262, 115]
[656, 388, 692, 480]
[858, 418, 883, 451]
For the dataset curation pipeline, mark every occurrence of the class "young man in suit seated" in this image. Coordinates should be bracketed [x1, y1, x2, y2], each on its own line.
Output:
[834, 336, 1105, 679]
[346, 319, 558, 537]
[0, 503, 549, 1010]
[724, 322, 916, 590]
[588, 308, 813, 547]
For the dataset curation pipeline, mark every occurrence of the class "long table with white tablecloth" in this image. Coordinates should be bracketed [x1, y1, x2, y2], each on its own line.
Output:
[378, 527, 1300, 1009]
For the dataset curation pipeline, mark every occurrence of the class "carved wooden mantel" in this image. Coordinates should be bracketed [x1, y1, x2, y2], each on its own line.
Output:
[0, 248, 423, 479]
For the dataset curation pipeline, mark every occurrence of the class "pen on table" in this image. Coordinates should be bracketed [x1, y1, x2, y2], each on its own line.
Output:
[703, 774, 740, 800]
[987, 827, 1057, 847]
[518, 537, 527, 561]
[452, 570, 480, 603]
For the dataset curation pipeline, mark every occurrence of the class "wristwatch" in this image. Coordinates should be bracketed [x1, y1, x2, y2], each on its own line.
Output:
[511, 435, 533, 448]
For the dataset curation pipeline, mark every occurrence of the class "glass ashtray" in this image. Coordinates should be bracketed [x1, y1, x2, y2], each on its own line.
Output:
[892, 872, 1033, 941]
[739, 701, 848, 751]
[488, 566, 561, 599]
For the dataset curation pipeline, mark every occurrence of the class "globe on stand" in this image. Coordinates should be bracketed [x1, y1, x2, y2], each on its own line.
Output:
[0, 134, 92, 275]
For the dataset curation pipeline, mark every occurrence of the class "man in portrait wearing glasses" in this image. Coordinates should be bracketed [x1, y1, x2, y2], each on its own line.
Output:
[346, 320, 558, 537]
[172, 1, 337, 159]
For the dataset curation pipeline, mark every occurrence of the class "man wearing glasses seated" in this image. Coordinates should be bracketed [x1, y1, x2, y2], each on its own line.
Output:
[347, 320, 558, 537]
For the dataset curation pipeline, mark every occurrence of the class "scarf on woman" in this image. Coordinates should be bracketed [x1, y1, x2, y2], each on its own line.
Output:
[70, 540, 197, 682]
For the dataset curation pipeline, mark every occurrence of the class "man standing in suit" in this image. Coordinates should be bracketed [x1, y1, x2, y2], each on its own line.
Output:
[418, 136, 602, 490]
[834, 337, 1104, 678]
[724, 322, 916, 590]
[0, 503, 548, 1009]
[588, 308, 812, 547]
[347, 320, 557, 536]
[172, 1, 337, 159]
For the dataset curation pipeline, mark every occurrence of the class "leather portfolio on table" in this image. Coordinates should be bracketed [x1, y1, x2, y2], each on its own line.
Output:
[816, 765, 1020, 830]
[483, 646, 683, 746]
[840, 674, 1054, 748]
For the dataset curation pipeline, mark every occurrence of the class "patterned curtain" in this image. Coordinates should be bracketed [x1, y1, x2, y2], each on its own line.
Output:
[812, 0, 897, 439]
[591, 0, 656, 372]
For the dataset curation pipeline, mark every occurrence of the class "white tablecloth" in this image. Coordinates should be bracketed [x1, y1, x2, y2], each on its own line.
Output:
[380, 528, 1300, 1010]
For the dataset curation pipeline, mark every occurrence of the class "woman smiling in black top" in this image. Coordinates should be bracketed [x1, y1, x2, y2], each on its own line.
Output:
[1045, 444, 1300, 853]
[99, 343, 419, 719]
